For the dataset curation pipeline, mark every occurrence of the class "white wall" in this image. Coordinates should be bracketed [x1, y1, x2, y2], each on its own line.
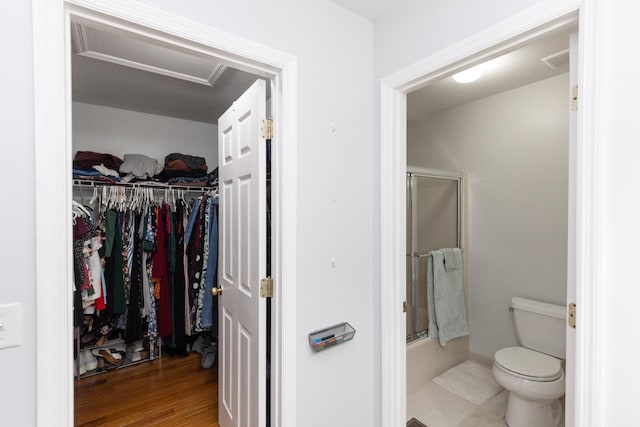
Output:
[146, 4, 375, 425]
[73, 102, 218, 170]
[2, 1, 374, 426]
[600, 3, 640, 425]
[408, 74, 569, 359]
[374, 0, 546, 80]
[7, 0, 639, 425]
[0, 1, 36, 425]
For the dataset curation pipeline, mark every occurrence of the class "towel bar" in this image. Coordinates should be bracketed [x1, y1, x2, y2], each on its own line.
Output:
[413, 249, 464, 258]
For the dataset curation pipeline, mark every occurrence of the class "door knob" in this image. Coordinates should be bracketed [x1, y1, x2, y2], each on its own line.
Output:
[211, 286, 224, 296]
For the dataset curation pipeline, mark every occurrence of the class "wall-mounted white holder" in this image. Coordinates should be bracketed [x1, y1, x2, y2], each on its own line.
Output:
[308, 322, 355, 352]
[0, 303, 21, 349]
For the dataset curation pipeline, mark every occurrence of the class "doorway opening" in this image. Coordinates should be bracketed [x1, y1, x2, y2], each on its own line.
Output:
[379, 3, 602, 427]
[70, 15, 271, 426]
[33, 1, 298, 426]
[404, 25, 575, 427]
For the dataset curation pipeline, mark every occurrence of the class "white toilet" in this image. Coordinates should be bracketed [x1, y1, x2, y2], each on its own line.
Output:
[492, 297, 566, 427]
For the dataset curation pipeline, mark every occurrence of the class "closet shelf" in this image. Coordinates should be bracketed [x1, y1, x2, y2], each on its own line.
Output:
[73, 179, 216, 193]
[78, 337, 125, 352]
[77, 354, 161, 380]
[75, 326, 161, 380]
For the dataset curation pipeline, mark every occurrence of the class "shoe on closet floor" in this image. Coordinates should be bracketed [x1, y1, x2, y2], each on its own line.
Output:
[91, 348, 124, 368]
[82, 350, 98, 372]
[95, 333, 108, 346]
[201, 346, 216, 369]
[190, 336, 205, 354]
[77, 352, 87, 375]
[80, 330, 98, 348]
[127, 340, 145, 362]
[128, 350, 142, 362]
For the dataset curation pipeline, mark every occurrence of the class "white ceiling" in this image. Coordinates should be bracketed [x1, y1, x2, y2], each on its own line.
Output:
[330, 0, 408, 21]
[329, 1, 574, 120]
[71, 23, 262, 124]
[71, 12, 573, 126]
[408, 28, 574, 121]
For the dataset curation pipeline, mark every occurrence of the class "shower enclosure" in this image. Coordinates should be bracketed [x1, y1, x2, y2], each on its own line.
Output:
[406, 167, 462, 343]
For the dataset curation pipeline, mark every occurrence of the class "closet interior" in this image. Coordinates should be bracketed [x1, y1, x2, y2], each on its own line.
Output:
[72, 179, 218, 377]
[69, 18, 263, 383]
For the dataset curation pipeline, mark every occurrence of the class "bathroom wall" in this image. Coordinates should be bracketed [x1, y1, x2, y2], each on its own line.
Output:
[407, 73, 569, 359]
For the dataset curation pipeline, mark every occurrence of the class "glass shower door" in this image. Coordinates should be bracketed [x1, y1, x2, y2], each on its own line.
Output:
[406, 173, 459, 342]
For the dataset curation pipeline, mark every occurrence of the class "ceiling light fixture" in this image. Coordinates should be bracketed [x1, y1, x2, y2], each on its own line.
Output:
[452, 65, 484, 84]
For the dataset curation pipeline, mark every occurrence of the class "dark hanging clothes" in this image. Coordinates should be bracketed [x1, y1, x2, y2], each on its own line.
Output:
[102, 255, 114, 318]
[154, 204, 173, 338]
[200, 197, 218, 330]
[72, 207, 96, 327]
[121, 212, 133, 305]
[72, 215, 95, 290]
[126, 213, 145, 343]
[186, 196, 207, 329]
[104, 210, 117, 257]
[166, 205, 177, 346]
[73, 288, 84, 328]
[111, 212, 126, 314]
[72, 183, 219, 359]
[168, 204, 188, 353]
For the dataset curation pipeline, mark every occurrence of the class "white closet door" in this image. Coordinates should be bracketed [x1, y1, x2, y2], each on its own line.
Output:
[217, 79, 267, 427]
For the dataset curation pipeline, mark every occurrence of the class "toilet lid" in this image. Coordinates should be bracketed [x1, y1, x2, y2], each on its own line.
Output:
[495, 346, 562, 380]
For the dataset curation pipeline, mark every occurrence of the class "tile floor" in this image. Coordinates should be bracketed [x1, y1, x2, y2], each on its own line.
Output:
[407, 381, 565, 427]
[407, 381, 488, 427]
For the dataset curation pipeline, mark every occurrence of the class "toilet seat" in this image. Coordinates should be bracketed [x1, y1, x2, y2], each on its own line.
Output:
[494, 346, 562, 382]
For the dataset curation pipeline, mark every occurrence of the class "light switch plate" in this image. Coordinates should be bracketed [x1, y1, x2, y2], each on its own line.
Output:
[0, 303, 21, 349]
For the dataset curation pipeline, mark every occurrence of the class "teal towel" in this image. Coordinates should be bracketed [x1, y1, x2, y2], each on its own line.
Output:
[441, 248, 462, 270]
[427, 249, 469, 347]
[427, 254, 438, 339]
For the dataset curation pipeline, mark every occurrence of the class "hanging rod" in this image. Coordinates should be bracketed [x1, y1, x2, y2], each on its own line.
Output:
[73, 179, 216, 193]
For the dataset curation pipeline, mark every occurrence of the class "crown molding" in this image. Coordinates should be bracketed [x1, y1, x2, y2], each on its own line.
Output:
[207, 64, 227, 86]
[70, 21, 231, 87]
[70, 22, 87, 54]
[78, 50, 215, 86]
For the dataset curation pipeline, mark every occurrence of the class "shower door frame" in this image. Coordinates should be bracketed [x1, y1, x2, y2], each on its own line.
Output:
[406, 166, 462, 343]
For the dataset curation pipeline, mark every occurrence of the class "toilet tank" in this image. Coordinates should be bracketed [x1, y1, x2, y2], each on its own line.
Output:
[511, 297, 566, 359]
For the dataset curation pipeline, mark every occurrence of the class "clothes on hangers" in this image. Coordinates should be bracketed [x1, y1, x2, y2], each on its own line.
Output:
[72, 183, 218, 359]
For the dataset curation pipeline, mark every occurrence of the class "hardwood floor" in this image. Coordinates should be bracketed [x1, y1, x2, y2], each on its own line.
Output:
[75, 352, 218, 426]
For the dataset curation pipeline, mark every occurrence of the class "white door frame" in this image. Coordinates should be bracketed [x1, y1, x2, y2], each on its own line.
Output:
[32, 1, 298, 426]
[379, 1, 605, 426]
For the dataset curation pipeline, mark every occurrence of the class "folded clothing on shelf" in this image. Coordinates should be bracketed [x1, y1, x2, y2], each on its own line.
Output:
[165, 153, 207, 172]
[119, 154, 162, 179]
[73, 150, 124, 171]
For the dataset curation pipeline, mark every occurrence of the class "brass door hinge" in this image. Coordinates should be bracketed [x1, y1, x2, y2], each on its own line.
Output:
[403, 301, 407, 313]
[260, 276, 273, 298]
[571, 85, 579, 112]
[260, 119, 274, 139]
[568, 303, 576, 329]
